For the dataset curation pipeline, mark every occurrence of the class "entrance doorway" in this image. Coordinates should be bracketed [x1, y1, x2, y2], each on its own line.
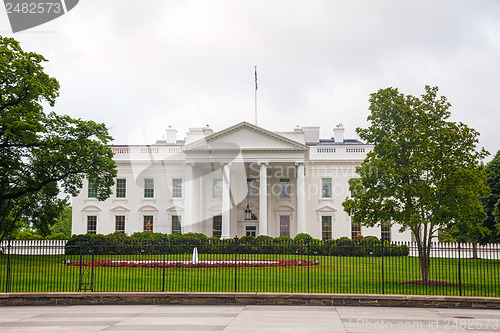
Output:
[245, 225, 257, 237]
[239, 221, 258, 237]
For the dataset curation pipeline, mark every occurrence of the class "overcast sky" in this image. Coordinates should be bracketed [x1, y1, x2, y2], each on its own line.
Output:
[1, 0, 499, 160]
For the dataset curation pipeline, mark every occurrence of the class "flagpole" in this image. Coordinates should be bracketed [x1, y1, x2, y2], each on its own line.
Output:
[254, 65, 257, 125]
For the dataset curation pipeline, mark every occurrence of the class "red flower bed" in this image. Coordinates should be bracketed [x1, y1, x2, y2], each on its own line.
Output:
[67, 259, 319, 268]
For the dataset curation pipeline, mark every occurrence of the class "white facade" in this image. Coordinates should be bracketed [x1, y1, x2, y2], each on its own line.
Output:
[72, 122, 411, 241]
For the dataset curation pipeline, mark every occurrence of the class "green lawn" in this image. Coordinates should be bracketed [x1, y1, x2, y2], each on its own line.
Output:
[1, 253, 498, 296]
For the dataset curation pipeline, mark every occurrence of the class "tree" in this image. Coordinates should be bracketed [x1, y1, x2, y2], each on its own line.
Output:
[50, 205, 72, 238]
[481, 151, 500, 241]
[343, 86, 489, 282]
[0, 36, 117, 240]
[439, 158, 500, 258]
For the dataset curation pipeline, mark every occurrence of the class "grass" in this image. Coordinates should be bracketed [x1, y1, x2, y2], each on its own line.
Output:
[1, 253, 499, 296]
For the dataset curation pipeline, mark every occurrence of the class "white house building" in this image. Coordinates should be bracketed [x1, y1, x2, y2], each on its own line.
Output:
[72, 121, 412, 241]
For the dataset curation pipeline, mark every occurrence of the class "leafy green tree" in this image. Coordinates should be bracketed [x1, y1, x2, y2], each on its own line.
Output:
[439, 160, 498, 259]
[482, 151, 500, 241]
[343, 86, 489, 282]
[50, 206, 72, 238]
[0, 36, 117, 240]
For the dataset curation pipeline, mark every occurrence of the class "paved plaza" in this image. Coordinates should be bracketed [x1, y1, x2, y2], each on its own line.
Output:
[0, 304, 499, 332]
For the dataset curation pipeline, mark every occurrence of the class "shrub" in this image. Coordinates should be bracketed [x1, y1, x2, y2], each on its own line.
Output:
[130, 232, 164, 242]
[294, 233, 313, 242]
[239, 235, 256, 244]
[13, 230, 67, 240]
[64, 232, 409, 257]
[46, 233, 67, 240]
[363, 236, 380, 243]
[14, 230, 44, 240]
[274, 236, 292, 242]
[256, 235, 273, 242]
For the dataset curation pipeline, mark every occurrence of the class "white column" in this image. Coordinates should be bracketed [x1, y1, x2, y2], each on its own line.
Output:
[221, 163, 231, 239]
[296, 161, 306, 235]
[199, 173, 204, 234]
[184, 163, 194, 233]
[258, 161, 269, 236]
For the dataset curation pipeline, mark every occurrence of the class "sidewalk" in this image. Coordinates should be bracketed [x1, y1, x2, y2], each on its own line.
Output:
[0, 304, 499, 332]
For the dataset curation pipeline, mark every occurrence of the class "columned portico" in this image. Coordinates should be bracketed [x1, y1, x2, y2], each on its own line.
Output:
[182, 121, 308, 239]
[221, 162, 231, 239]
[184, 162, 195, 233]
[258, 161, 269, 236]
[296, 161, 306, 234]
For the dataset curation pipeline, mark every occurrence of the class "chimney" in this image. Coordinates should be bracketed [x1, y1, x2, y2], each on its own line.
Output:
[333, 124, 344, 143]
[185, 125, 213, 144]
[202, 124, 213, 135]
[302, 126, 320, 144]
[165, 126, 177, 144]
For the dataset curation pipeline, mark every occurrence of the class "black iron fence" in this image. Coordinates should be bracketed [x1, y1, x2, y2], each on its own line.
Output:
[0, 238, 499, 296]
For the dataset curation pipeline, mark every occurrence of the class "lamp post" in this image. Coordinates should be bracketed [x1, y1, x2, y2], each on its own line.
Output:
[244, 204, 252, 220]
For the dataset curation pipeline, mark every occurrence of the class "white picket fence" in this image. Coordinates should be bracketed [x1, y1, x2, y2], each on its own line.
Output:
[0, 240, 499, 259]
[0, 240, 67, 255]
[398, 242, 500, 259]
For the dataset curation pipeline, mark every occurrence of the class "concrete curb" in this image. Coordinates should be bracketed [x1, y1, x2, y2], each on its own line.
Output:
[1, 292, 500, 308]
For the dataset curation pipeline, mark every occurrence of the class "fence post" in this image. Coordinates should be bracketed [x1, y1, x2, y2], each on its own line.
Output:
[78, 242, 83, 291]
[234, 236, 238, 293]
[457, 241, 462, 296]
[381, 240, 385, 294]
[78, 241, 95, 292]
[91, 241, 95, 292]
[5, 239, 11, 293]
[162, 236, 166, 292]
[307, 239, 310, 294]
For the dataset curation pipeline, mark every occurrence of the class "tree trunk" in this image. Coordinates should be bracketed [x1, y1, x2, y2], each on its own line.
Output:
[417, 244, 431, 282]
[472, 242, 479, 259]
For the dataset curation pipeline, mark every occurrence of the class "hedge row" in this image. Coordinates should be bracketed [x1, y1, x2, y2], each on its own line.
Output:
[12, 230, 67, 240]
[65, 232, 409, 257]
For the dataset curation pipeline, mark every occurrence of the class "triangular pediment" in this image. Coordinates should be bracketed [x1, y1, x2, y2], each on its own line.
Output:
[183, 122, 307, 152]
[317, 205, 336, 213]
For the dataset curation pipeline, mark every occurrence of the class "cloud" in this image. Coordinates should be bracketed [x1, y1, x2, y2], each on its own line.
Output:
[2, 0, 499, 156]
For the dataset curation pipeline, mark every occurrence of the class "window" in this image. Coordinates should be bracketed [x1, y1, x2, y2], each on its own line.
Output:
[381, 223, 391, 242]
[321, 178, 332, 198]
[115, 216, 125, 233]
[172, 215, 181, 234]
[87, 216, 97, 234]
[247, 179, 257, 198]
[279, 179, 290, 198]
[88, 182, 97, 198]
[213, 179, 222, 198]
[279, 215, 290, 237]
[351, 222, 361, 239]
[172, 178, 182, 198]
[116, 179, 126, 198]
[245, 225, 256, 237]
[213, 215, 222, 238]
[144, 178, 154, 198]
[322, 216, 332, 240]
[144, 215, 154, 232]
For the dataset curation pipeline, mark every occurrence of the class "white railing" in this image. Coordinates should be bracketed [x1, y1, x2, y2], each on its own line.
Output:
[111, 147, 130, 154]
[316, 148, 336, 153]
[403, 242, 500, 259]
[309, 145, 372, 161]
[346, 148, 365, 153]
[0, 240, 67, 255]
[110, 146, 185, 161]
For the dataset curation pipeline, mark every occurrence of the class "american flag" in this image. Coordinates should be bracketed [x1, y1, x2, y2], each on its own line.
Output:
[255, 67, 258, 91]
